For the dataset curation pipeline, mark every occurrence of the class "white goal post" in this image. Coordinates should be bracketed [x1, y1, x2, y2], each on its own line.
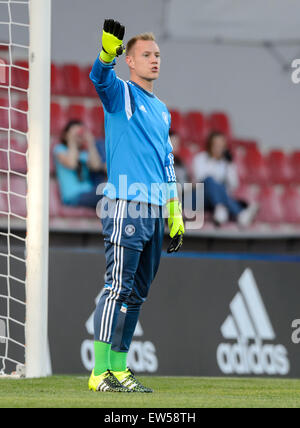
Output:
[0, 0, 51, 378]
[25, 0, 51, 378]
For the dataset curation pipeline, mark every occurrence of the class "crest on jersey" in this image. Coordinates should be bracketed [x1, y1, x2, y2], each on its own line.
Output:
[162, 111, 169, 125]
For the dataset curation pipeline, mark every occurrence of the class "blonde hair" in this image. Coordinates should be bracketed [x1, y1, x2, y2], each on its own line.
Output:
[126, 32, 156, 55]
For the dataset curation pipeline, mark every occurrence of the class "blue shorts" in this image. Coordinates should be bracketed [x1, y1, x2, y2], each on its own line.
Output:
[100, 197, 164, 252]
[94, 197, 165, 343]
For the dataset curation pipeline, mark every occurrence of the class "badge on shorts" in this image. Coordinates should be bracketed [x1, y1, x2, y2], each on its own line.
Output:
[125, 224, 136, 237]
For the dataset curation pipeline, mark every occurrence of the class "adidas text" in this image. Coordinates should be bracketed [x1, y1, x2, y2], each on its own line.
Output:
[217, 268, 290, 376]
[217, 341, 289, 375]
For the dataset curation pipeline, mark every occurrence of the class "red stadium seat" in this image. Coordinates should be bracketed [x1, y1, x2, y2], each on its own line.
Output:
[0, 97, 8, 107]
[51, 63, 65, 95]
[62, 64, 84, 97]
[84, 108, 101, 135]
[51, 102, 66, 136]
[234, 184, 258, 205]
[185, 111, 209, 145]
[282, 186, 300, 223]
[234, 150, 247, 183]
[208, 112, 232, 138]
[178, 146, 194, 179]
[10, 141, 27, 174]
[0, 97, 9, 129]
[243, 147, 269, 184]
[0, 139, 27, 173]
[81, 65, 97, 98]
[87, 105, 104, 137]
[0, 190, 8, 214]
[267, 150, 293, 185]
[66, 104, 88, 122]
[231, 139, 258, 153]
[11, 100, 28, 133]
[11, 61, 29, 90]
[290, 152, 300, 183]
[256, 186, 284, 223]
[169, 109, 187, 140]
[1, 175, 27, 218]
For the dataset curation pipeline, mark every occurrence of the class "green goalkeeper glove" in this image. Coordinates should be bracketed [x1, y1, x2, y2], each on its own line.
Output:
[100, 19, 125, 63]
[166, 200, 185, 253]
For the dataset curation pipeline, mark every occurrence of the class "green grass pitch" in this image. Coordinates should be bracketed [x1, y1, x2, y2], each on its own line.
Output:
[1, 376, 300, 408]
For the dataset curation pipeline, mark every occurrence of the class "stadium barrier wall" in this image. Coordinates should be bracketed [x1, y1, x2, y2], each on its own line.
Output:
[47, 247, 300, 378]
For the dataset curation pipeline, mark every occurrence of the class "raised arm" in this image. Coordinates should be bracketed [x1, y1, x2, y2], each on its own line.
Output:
[89, 19, 126, 113]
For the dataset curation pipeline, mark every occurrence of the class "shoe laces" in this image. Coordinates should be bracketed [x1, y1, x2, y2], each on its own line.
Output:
[126, 368, 142, 384]
[106, 370, 123, 387]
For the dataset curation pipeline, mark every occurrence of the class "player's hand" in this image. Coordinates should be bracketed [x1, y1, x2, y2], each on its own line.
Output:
[100, 19, 125, 63]
[166, 200, 185, 253]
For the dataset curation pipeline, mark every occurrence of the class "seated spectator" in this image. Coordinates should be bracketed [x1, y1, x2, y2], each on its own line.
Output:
[193, 131, 258, 227]
[54, 120, 106, 208]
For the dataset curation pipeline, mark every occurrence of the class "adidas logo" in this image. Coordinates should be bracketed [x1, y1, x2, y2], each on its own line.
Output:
[217, 268, 290, 376]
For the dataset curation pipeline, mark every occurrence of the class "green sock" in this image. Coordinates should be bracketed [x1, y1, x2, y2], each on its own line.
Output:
[110, 349, 128, 372]
[94, 341, 111, 376]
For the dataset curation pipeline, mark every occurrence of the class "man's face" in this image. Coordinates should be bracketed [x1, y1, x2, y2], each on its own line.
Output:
[126, 40, 161, 81]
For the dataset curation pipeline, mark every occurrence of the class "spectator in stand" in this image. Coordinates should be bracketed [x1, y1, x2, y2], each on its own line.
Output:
[54, 120, 106, 208]
[193, 131, 258, 227]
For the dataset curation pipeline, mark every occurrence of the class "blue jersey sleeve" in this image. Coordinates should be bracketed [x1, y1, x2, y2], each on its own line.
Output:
[165, 135, 178, 201]
[89, 57, 125, 113]
[165, 136, 177, 183]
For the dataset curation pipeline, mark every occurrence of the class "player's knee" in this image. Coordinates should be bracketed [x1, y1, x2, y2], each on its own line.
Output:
[117, 287, 133, 304]
[102, 283, 136, 304]
[127, 289, 147, 306]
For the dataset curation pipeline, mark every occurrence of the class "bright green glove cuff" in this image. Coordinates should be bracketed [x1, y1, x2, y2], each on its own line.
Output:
[100, 50, 116, 63]
[100, 30, 124, 63]
[166, 200, 185, 238]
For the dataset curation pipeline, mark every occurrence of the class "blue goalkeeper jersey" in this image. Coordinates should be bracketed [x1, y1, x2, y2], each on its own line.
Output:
[90, 57, 177, 206]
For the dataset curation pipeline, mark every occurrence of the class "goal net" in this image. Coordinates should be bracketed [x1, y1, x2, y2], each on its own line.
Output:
[0, 0, 51, 378]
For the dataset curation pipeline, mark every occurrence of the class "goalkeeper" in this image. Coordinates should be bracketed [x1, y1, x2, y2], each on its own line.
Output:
[88, 19, 185, 393]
